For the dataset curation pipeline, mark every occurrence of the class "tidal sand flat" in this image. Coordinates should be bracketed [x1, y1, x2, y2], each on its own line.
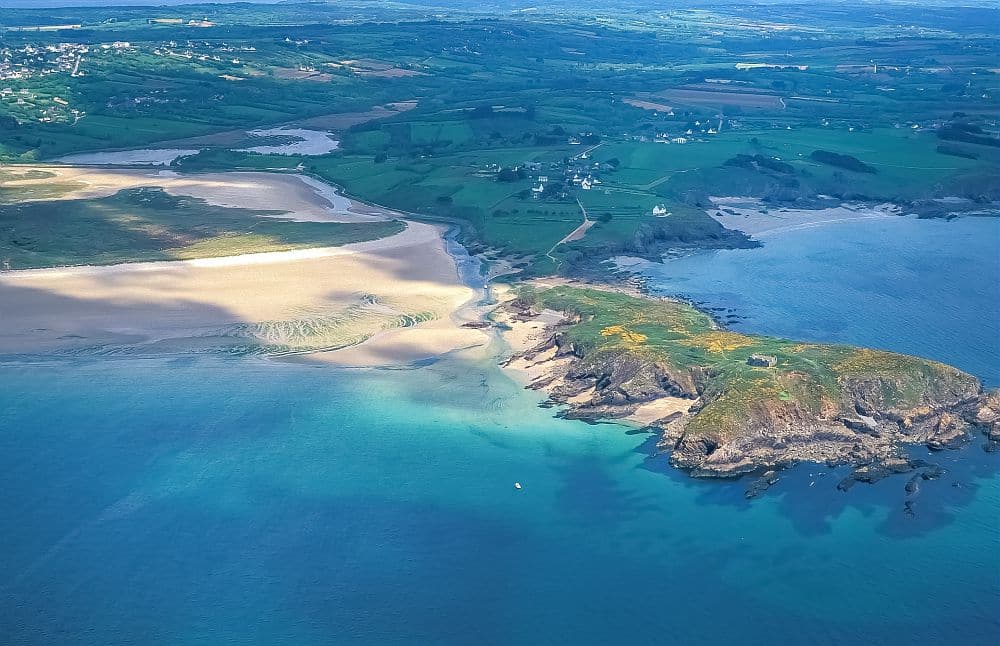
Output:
[3, 165, 386, 222]
[0, 219, 484, 364]
[0, 168, 485, 365]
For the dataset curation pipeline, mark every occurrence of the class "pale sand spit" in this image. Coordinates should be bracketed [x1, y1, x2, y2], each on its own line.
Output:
[2, 166, 390, 223]
[0, 218, 487, 366]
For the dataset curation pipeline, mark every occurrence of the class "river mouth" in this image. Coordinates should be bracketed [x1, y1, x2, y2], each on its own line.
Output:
[54, 148, 201, 166]
[51, 126, 341, 167]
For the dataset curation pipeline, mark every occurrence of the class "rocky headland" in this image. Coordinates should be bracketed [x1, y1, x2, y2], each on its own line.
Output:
[496, 282, 1000, 493]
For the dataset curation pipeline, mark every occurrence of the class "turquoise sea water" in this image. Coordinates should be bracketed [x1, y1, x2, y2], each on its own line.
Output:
[0, 355, 998, 645]
[1, 215, 998, 644]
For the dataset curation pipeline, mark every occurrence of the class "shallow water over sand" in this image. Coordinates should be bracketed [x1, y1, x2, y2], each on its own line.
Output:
[237, 127, 340, 155]
[55, 148, 200, 166]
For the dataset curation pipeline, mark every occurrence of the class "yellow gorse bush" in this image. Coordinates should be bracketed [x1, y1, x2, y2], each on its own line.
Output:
[600, 325, 648, 344]
[681, 331, 754, 353]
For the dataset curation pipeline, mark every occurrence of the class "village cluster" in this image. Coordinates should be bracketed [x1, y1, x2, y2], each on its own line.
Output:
[0, 40, 133, 124]
[150, 40, 257, 65]
[0, 41, 92, 82]
[477, 136, 675, 217]
[0, 24, 268, 126]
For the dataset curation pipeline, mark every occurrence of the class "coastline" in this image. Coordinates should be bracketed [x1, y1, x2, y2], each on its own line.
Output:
[4, 164, 998, 482]
[616, 208, 1000, 388]
[492, 281, 704, 431]
[703, 196, 1000, 240]
[0, 167, 490, 367]
[491, 279, 1000, 490]
[705, 197, 902, 237]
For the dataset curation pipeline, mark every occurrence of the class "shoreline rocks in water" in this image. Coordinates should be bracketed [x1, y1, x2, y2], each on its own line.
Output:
[495, 281, 1000, 488]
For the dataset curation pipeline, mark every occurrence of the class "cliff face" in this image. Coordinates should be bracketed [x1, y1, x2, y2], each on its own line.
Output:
[670, 371, 985, 477]
[499, 285, 999, 480]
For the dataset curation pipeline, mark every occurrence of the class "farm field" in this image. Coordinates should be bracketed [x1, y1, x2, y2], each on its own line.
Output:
[1, 1, 997, 273]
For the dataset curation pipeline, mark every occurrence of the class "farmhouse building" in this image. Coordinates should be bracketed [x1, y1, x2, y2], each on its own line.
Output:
[747, 354, 778, 368]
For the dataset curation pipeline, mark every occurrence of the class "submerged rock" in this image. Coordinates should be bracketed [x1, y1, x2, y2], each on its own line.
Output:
[921, 465, 947, 480]
[744, 470, 780, 499]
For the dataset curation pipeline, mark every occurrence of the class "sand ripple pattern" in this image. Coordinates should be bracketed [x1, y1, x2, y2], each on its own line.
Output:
[7, 294, 445, 361]
[224, 295, 439, 356]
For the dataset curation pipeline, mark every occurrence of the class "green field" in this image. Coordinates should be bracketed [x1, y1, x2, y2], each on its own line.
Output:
[169, 117, 999, 275]
[1, 1, 997, 274]
[516, 285, 979, 442]
[0, 187, 403, 269]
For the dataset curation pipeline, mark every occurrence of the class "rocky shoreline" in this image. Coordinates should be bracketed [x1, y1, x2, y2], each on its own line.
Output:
[494, 283, 1000, 494]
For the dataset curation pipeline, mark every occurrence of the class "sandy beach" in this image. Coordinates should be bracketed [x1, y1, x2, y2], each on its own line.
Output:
[0, 220, 487, 364]
[493, 282, 691, 428]
[707, 196, 900, 237]
[0, 168, 487, 366]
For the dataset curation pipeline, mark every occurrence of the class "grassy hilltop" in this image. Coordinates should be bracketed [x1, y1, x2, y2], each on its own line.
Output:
[509, 285, 986, 476]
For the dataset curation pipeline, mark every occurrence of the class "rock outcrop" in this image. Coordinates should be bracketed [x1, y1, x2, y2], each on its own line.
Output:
[498, 288, 999, 481]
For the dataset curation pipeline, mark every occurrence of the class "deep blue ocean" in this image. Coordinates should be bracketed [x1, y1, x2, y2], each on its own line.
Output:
[1, 214, 998, 644]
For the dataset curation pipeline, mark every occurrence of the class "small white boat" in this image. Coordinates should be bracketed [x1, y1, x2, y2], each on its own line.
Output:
[514, 482, 522, 490]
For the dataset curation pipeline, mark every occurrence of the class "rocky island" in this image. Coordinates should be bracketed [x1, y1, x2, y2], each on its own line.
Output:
[497, 283, 1000, 490]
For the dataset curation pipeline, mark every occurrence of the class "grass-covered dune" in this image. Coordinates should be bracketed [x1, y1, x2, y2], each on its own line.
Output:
[0, 187, 403, 269]
[506, 285, 997, 477]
